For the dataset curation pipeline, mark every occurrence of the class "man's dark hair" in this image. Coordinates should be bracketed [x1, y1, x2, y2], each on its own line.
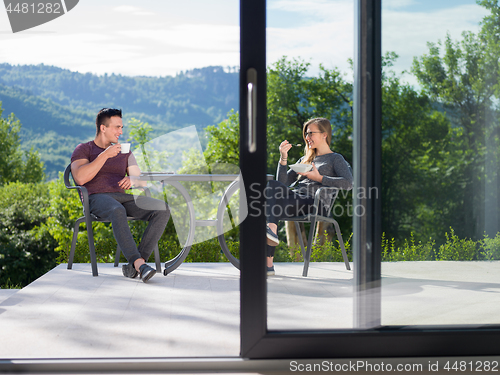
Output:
[96, 108, 122, 136]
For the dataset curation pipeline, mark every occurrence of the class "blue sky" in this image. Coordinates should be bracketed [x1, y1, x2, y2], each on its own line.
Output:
[0, 0, 488, 84]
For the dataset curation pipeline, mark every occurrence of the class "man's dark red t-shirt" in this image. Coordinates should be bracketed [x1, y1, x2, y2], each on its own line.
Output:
[71, 141, 138, 195]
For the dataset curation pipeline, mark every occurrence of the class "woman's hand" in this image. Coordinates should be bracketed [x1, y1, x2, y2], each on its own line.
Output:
[279, 140, 292, 164]
[298, 163, 323, 183]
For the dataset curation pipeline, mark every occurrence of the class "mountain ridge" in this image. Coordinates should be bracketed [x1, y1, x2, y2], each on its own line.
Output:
[0, 63, 239, 179]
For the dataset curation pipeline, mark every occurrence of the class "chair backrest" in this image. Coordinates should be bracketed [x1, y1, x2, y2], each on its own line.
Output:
[64, 164, 74, 188]
[64, 163, 85, 206]
[322, 159, 352, 216]
[323, 188, 339, 218]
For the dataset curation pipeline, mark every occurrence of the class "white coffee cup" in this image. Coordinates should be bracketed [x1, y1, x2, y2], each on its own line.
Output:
[120, 143, 131, 154]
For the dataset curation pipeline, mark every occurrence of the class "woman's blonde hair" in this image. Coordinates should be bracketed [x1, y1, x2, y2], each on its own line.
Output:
[301, 117, 332, 164]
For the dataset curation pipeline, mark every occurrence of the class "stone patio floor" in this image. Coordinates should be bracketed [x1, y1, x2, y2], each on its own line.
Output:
[0, 261, 499, 361]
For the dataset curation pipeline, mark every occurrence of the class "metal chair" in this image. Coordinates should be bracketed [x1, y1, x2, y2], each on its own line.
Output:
[284, 186, 351, 277]
[64, 164, 161, 276]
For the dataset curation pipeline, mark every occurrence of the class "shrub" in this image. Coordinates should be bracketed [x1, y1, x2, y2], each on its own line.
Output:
[43, 173, 117, 264]
[382, 232, 435, 261]
[44, 172, 87, 258]
[58, 222, 118, 264]
[0, 182, 57, 287]
[437, 228, 477, 261]
[480, 232, 500, 260]
[113, 222, 240, 265]
[270, 232, 353, 263]
[309, 232, 353, 262]
[381, 233, 397, 261]
[273, 242, 296, 262]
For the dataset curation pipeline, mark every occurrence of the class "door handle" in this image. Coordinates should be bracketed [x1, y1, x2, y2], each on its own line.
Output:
[247, 68, 257, 153]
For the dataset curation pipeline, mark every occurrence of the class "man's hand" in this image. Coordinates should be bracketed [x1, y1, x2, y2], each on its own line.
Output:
[127, 164, 147, 187]
[103, 143, 122, 159]
[118, 176, 134, 190]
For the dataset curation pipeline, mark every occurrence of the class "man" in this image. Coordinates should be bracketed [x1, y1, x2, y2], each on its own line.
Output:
[71, 108, 169, 282]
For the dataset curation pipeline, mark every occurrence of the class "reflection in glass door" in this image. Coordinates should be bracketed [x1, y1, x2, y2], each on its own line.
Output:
[380, 0, 500, 327]
[265, 0, 356, 330]
[241, 0, 500, 360]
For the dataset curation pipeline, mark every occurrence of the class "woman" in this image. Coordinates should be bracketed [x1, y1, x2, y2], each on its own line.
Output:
[265, 118, 353, 275]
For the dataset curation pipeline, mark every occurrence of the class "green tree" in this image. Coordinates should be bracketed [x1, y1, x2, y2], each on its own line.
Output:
[204, 110, 239, 166]
[0, 182, 57, 287]
[381, 70, 458, 244]
[0, 103, 44, 185]
[267, 57, 353, 171]
[411, 1, 500, 239]
[127, 117, 154, 171]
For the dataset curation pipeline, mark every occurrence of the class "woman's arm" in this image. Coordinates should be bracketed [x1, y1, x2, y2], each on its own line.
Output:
[275, 140, 298, 185]
[277, 156, 305, 186]
[321, 155, 353, 190]
[298, 154, 353, 190]
[276, 163, 298, 185]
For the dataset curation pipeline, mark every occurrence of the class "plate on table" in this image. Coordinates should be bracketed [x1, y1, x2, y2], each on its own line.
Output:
[289, 163, 312, 173]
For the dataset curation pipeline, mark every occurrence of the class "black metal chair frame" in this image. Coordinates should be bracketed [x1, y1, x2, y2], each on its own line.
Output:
[283, 186, 351, 277]
[64, 164, 161, 276]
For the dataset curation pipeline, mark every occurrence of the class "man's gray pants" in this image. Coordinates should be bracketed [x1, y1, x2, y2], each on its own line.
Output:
[89, 192, 170, 265]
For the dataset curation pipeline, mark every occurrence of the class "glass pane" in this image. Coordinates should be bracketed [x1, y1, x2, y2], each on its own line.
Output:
[380, 0, 500, 326]
[266, 0, 356, 330]
[0, 0, 241, 358]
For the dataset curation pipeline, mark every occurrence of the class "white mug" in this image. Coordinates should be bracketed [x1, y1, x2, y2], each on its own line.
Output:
[120, 143, 131, 154]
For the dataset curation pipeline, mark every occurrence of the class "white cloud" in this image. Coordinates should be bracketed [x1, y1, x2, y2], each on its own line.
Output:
[89, 51, 240, 77]
[267, 22, 353, 76]
[382, 0, 417, 10]
[269, 0, 352, 24]
[114, 6, 139, 12]
[267, 0, 354, 76]
[113, 6, 155, 16]
[382, 4, 488, 85]
[0, 33, 140, 73]
[117, 24, 239, 52]
[0, 0, 489, 81]
[266, 0, 488, 85]
[0, 27, 239, 77]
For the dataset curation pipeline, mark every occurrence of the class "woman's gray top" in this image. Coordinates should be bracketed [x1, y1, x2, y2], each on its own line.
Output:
[277, 152, 353, 209]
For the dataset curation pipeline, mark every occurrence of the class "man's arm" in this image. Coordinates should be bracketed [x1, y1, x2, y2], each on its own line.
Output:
[117, 153, 147, 190]
[71, 144, 121, 185]
[126, 164, 147, 187]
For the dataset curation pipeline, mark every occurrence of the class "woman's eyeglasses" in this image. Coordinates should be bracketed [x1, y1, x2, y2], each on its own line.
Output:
[305, 131, 324, 138]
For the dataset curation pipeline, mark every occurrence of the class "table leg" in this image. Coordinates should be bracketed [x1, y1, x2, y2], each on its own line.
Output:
[162, 180, 196, 275]
[217, 178, 244, 269]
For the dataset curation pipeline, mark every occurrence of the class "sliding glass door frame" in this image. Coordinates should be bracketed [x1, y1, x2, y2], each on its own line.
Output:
[239, 0, 500, 359]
